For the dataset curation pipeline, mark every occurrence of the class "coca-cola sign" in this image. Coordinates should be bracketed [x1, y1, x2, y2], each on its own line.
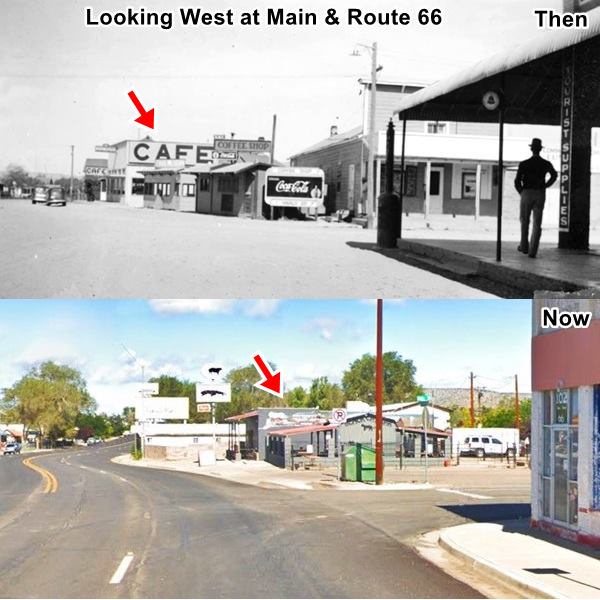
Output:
[265, 167, 325, 208]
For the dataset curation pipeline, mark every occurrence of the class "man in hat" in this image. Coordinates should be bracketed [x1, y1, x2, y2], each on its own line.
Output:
[514, 138, 557, 258]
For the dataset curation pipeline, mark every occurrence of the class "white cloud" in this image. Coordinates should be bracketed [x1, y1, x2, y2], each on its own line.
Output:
[148, 299, 280, 318]
[13, 339, 86, 370]
[149, 299, 236, 314]
[303, 317, 342, 342]
[242, 300, 281, 318]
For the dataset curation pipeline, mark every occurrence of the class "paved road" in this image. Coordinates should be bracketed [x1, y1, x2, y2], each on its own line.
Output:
[0, 200, 494, 298]
[0, 443, 530, 598]
[0, 452, 40, 527]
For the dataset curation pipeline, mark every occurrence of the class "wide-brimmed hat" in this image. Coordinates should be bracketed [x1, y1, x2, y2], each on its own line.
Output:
[530, 138, 543, 150]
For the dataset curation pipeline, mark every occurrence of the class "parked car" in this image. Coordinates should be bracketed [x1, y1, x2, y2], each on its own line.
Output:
[460, 435, 514, 458]
[32, 186, 48, 204]
[45, 185, 67, 207]
[3, 442, 22, 455]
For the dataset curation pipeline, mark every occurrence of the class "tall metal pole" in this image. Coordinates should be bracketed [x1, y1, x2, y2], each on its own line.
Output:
[399, 116, 407, 239]
[469, 372, 475, 427]
[367, 42, 378, 229]
[69, 145, 74, 202]
[496, 79, 505, 262]
[375, 298, 384, 485]
[270, 114, 277, 222]
[515, 374, 520, 432]
[423, 400, 429, 483]
[270, 114, 277, 165]
[212, 403, 217, 458]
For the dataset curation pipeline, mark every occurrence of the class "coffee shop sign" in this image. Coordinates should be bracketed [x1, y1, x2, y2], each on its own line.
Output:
[214, 139, 272, 153]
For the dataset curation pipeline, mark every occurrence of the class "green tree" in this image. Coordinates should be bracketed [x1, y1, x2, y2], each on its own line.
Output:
[481, 397, 532, 436]
[449, 405, 472, 428]
[216, 364, 284, 420]
[284, 386, 308, 407]
[341, 352, 422, 405]
[305, 377, 344, 410]
[1, 361, 96, 441]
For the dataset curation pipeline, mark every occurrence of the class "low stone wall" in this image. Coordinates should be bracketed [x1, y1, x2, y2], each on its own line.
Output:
[145, 443, 227, 461]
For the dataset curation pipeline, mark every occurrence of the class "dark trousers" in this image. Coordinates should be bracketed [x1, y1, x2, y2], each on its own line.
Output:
[519, 189, 545, 257]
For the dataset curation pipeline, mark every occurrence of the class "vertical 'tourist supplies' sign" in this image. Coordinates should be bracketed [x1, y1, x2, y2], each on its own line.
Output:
[559, 48, 574, 232]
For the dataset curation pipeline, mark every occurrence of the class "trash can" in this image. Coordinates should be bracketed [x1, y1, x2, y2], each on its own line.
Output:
[342, 444, 358, 481]
[342, 443, 377, 482]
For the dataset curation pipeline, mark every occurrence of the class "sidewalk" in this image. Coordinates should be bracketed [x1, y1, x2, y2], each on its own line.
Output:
[112, 454, 433, 491]
[435, 521, 600, 599]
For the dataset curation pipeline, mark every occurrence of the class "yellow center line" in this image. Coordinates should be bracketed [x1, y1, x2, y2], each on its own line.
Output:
[22, 456, 59, 493]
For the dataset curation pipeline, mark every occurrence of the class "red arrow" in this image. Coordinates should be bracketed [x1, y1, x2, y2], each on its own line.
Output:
[252, 353, 282, 398]
[127, 90, 154, 129]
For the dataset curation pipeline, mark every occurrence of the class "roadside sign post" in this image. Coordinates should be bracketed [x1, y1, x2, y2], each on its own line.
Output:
[196, 364, 231, 463]
[417, 394, 431, 483]
[331, 408, 347, 480]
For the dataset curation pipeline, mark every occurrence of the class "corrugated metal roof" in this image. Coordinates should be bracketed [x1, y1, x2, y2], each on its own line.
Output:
[267, 424, 337, 437]
[84, 158, 108, 168]
[290, 125, 363, 158]
[211, 161, 271, 175]
[224, 410, 259, 422]
[394, 12, 600, 120]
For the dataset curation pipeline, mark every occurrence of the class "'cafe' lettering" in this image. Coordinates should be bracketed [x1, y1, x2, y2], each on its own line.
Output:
[131, 141, 212, 165]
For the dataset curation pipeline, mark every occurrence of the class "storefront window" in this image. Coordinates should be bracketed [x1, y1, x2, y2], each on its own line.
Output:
[543, 391, 552, 424]
[131, 178, 145, 195]
[570, 389, 579, 425]
[543, 428, 551, 477]
[543, 388, 579, 526]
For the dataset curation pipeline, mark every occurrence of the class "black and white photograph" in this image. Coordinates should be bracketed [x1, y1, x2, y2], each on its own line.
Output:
[3, 2, 600, 600]
[2, 0, 600, 298]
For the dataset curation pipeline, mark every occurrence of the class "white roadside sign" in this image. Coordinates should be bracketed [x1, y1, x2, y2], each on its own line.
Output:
[136, 396, 189, 421]
[196, 382, 231, 403]
[331, 408, 347, 425]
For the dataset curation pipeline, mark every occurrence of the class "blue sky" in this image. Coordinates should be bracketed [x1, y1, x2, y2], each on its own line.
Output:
[0, 299, 532, 414]
[0, 0, 563, 173]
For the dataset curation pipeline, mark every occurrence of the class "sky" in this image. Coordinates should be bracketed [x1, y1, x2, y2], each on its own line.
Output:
[0, 0, 564, 175]
[0, 299, 532, 414]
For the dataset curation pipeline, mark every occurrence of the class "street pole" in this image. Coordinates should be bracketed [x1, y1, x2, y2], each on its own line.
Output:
[69, 145, 74, 202]
[269, 114, 277, 221]
[212, 402, 217, 459]
[469, 372, 475, 427]
[515, 374, 520, 432]
[367, 42, 378, 229]
[424, 400, 428, 483]
[375, 298, 384, 485]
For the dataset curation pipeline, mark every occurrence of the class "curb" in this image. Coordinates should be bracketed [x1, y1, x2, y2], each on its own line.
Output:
[438, 528, 566, 599]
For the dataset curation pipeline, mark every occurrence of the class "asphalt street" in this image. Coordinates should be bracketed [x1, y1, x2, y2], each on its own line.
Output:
[0, 442, 532, 599]
[0, 200, 494, 298]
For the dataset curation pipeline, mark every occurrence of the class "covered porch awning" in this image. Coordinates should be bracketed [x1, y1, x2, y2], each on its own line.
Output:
[393, 14, 600, 126]
[384, 12, 600, 257]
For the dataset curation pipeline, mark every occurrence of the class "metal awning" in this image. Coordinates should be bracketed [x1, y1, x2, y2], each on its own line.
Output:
[394, 12, 600, 125]
[211, 161, 271, 176]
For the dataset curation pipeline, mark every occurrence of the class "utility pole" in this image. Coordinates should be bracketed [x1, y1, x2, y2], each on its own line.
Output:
[367, 42, 378, 229]
[375, 298, 383, 485]
[69, 145, 74, 202]
[269, 114, 277, 222]
[469, 372, 475, 427]
[515, 374, 520, 432]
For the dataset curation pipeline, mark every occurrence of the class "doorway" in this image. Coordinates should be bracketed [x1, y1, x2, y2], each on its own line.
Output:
[428, 166, 444, 214]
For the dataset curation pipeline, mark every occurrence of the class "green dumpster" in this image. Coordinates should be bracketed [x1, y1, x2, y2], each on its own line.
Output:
[342, 443, 377, 482]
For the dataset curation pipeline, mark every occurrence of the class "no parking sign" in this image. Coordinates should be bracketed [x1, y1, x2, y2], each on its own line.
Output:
[331, 408, 347, 424]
